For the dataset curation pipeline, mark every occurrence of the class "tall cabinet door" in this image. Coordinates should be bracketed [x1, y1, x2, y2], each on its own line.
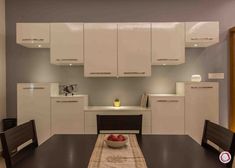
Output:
[84, 23, 118, 77]
[51, 97, 85, 134]
[118, 23, 151, 77]
[150, 96, 185, 134]
[50, 23, 84, 65]
[17, 83, 51, 144]
[185, 82, 219, 143]
[152, 22, 185, 65]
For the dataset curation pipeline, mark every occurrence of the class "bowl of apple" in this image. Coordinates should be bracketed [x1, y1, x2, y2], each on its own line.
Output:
[105, 134, 128, 148]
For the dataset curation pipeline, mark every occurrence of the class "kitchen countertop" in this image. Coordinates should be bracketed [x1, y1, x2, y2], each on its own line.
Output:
[84, 106, 151, 112]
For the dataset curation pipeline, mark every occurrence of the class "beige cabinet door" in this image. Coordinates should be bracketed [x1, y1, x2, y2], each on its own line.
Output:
[16, 23, 50, 48]
[150, 96, 185, 134]
[118, 23, 151, 77]
[50, 23, 84, 65]
[17, 83, 51, 144]
[185, 22, 219, 47]
[152, 22, 185, 65]
[84, 23, 118, 77]
[184, 82, 219, 143]
[51, 97, 85, 134]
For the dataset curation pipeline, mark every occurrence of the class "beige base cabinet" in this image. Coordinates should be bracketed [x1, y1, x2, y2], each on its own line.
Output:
[50, 23, 84, 65]
[17, 83, 58, 144]
[51, 96, 88, 134]
[151, 22, 185, 65]
[176, 82, 219, 144]
[149, 95, 185, 134]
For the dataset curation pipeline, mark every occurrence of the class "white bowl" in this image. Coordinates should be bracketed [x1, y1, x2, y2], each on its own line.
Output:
[104, 136, 128, 148]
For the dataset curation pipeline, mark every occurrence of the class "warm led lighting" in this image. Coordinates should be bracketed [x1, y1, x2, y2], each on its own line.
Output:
[194, 44, 198, 47]
[38, 45, 42, 48]
[69, 64, 72, 66]
[162, 64, 166, 66]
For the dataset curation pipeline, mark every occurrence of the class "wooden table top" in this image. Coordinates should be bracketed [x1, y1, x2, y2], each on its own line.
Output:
[13, 135, 226, 168]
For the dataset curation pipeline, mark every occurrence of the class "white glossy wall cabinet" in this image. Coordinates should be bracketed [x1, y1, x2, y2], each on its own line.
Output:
[118, 23, 151, 77]
[149, 95, 185, 134]
[51, 96, 88, 134]
[17, 83, 58, 144]
[84, 23, 118, 77]
[185, 22, 219, 47]
[50, 23, 84, 65]
[152, 23, 185, 65]
[176, 82, 219, 143]
[16, 23, 50, 48]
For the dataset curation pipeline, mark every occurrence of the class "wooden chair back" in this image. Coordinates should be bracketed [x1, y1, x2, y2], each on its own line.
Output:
[0, 120, 38, 168]
[97, 115, 142, 135]
[201, 120, 235, 168]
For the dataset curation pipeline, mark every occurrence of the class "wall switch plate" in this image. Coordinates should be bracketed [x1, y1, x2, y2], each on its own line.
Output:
[208, 73, 224, 79]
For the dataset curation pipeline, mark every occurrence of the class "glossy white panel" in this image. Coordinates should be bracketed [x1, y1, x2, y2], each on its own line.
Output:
[50, 23, 84, 65]
[152, 22, 185, 65]
[118, 23, 151, 77]
[16, 23, 50, 48]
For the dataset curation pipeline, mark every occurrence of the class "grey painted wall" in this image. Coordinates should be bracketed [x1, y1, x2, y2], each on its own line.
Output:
[6, 0, 235, 127]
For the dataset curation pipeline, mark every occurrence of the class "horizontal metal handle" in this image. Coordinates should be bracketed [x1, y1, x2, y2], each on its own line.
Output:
[123, 72, 145, 75]
[191, 86, 213, 89]
[157, 59, 179, 61]
[190, 37, 214, 41]
[56, 59, 78, 61]
[157, 100, 179, 102]
[90, 72, 112, 75]
[22, 39, 45, 41]
[56, 101, 78, 103]
[23, 87, 45, 90]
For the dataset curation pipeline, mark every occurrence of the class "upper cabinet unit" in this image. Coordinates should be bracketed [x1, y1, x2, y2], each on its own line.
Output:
[118, 23, 151, 77]
[84, 23, 118, 77]
[152, 22, 185, 65]
[50, 23, 84, 65]
[185, 22, 219, 47]
[16, 23, 50, 48]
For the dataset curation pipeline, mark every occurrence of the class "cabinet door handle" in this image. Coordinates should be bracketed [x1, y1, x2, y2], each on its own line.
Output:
[190, 37, 214, 41]
[90, 72, 112, 75]
[157, 100, 179, 102]
[157, 59, 179, 61]
[191, 86, 213, 89]
[56, 59, 78, 61]
[56, 101, 78, 103]
[23, 87, 45, 90]
[22, 38, 45, 42]
[123, 72, 145, 75]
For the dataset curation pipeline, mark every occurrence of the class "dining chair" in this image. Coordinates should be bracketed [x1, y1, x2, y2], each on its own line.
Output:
[0, 120, 38, 168]
[96, 115, 142, 135]
[201, 120, 235, 168]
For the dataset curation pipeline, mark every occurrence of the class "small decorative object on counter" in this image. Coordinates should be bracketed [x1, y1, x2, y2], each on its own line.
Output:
[140, 92, 148, 107]
[59, 84, 78, 96]
[191, 74, 202, 82]
[113, 98, 121, 107]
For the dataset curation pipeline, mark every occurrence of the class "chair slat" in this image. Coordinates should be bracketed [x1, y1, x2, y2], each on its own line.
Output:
[97, 115, 142, 135]
[201, 120, 235, 168]
[0, 120, 38, 168]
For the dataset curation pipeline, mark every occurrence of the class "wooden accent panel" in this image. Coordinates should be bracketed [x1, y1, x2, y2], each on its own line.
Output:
[230, 27, 235, 131]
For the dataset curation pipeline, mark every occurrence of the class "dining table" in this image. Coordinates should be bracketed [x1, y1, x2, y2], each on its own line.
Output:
[12, 134, 226, 168]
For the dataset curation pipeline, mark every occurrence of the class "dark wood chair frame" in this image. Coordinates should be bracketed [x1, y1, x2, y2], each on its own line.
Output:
[201, 120, 235, 168]
[0, 120, 38, 168]
[97, 115, 142, 135]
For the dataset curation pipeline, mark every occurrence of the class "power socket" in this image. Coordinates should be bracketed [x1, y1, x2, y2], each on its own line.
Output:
[208, 73, 224, 79]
